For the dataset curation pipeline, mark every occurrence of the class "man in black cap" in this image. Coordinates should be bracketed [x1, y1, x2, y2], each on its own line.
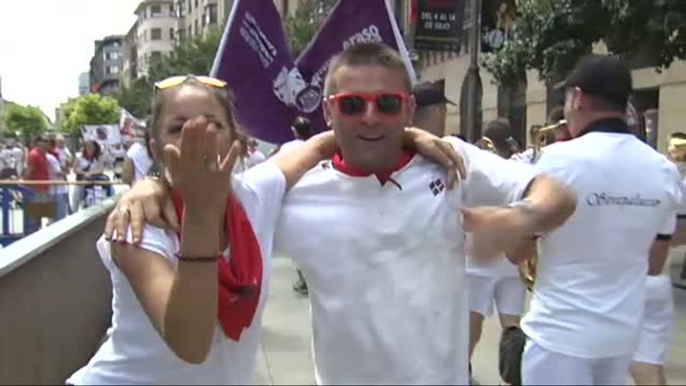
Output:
[511, 54, 683, 385]
[412, 81, 455, 137]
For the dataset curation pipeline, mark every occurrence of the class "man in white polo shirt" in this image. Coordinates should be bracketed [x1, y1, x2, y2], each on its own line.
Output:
[514, 54, 683, 385]
[107, 43, 577, 385]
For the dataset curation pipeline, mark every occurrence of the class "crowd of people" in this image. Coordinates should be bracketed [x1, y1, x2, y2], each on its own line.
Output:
[14, 42, 676, 386]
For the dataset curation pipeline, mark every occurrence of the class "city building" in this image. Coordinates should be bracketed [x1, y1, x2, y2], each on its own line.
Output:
[134, 0, 178, 78]
[174, 0, 234, 41]
[78, 72, 90, 96]
[89, 35, 124, 96]
[120, 22, 139, 88]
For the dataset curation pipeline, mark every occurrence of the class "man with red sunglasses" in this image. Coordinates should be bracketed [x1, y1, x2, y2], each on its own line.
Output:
[106, 43, 576, 384]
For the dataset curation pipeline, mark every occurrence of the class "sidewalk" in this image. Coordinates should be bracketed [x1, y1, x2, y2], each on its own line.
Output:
[256, 257, 686, 385]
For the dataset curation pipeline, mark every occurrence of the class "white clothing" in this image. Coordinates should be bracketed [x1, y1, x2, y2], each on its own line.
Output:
[275, 138, 537, 385]
[468, 274, 526, 317]
[56, 147, 73, 167]
[246, 150, 266, 168]
[46, 153, 68, 195]
[67, 162, 286, 385]
[522, 339, 631, 385]
[521, 132, 683, 359]
[75, 155, 105, 175]
[125, 142, 154, 183]
[633, 275, 674, 366]
[279, 139, 304, 153]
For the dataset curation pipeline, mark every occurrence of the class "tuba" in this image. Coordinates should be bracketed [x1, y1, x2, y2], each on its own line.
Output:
[518, 119, 567, 290]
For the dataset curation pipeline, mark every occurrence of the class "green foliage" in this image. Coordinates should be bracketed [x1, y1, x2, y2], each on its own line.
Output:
[115, 78, 152, 121]
[482, 0, 686, 86]
[1, 104, 48, 141]
[61, 93, 120, 135]
[285, 0, 338, 57]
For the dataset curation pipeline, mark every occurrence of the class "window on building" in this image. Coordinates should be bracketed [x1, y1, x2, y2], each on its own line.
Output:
[188, 25, 193, 37]
[282, 0, 289, 16]
[151, 4, 161, 15]
[195, 19, 199, 35]
[150, 51, 162, 63]
[176, 0, 185, 17]
[206, 3, 218, 25]
[151, 28, 162, 40]
[188, 0, 192, 13]
[195, 0, 199, 9]
[170, 28, 175, 40]
[177, 29, 185, 42]
[108, 65, 120, 76]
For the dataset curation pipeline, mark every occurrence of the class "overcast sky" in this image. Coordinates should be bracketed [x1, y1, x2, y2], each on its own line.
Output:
[0, 0, 142, 121]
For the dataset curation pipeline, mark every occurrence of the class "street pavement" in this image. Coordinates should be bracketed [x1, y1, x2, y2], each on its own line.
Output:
[256, 256, 686, 385]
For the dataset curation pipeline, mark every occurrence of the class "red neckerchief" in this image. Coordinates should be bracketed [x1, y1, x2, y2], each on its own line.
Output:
[332, 150, 415, 185]
[171, 190, 263, 341]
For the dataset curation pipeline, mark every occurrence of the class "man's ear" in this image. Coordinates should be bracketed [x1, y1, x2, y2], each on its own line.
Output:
[323, 98, 333, 127]
[407, 95, 417, 126]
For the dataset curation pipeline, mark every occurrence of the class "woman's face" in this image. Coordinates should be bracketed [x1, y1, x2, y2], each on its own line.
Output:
[152, 85, 235, 167]
[85, 141, 96, 156]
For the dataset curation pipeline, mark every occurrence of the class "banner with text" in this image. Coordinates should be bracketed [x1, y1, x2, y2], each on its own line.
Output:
[212, 0, 415, 144]
[414, 0, 465, 52]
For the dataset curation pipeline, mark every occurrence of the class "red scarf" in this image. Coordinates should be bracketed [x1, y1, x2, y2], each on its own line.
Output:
[332, 150, 415, 184]
[171, 191, 263, 341]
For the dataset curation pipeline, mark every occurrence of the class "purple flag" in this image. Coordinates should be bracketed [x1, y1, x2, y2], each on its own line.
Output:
[211, 0, 297, 144]
[212, 0, 415, 144]
[295, 0, 416, 136]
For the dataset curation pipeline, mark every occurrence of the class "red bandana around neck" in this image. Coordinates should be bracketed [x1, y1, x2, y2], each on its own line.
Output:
[170, 190, 263, 341]
[332, 150, 415, 185]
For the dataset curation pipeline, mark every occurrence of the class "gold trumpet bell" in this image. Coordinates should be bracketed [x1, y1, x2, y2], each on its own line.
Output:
[519, 250, 537, 291]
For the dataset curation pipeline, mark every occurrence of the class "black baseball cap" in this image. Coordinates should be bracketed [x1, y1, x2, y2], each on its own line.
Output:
[555, 54, 632, 107]
[412, 82, 456, 107]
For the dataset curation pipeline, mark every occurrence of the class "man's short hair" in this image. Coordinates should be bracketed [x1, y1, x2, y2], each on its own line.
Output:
[324, 42, 411, 96]
[292, 116, 311, 140]
[484, 118, 512, 142]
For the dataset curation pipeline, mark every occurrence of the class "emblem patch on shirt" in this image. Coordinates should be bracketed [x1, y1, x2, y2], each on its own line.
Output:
[429, 178, 445, 196]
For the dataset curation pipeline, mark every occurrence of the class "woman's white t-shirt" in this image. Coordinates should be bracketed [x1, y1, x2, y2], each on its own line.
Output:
[126, 142, 154, 183]
[67, 162, 286, 385]
[75, 155, 104, 174]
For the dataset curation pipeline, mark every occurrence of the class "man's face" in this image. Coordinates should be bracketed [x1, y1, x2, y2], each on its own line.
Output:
[55, 138, 66, 149]
[324, 64, 414, 173]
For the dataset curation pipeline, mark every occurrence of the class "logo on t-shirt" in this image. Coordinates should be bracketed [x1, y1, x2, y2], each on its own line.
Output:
[586, 192, 660, 207]
[429, 178, 445, 196]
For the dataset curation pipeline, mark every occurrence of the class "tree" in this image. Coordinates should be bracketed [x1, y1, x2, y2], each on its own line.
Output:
[482, 0, 686, 86]
[115, 78, 152, 121]
[1, 104, 48, 143]
[60, 93, 121, 135]
[285, 0, 338, 57]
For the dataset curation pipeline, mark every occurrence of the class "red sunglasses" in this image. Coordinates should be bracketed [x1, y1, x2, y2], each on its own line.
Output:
[327, 92, 410, 116]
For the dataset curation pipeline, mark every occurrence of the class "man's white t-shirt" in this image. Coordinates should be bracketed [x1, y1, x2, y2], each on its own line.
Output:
[46, 153, 68, 195]
[521, 131, 683, 359]
[67, 162, 286, 385]
[246, 150, 266, 169]
[279, 139, 304, 153]
[126, 142, 154, 183]
[274, 138, 537, 385]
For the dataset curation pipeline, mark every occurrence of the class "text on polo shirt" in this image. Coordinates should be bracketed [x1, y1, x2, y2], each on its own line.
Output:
[586, 193, 660, 207]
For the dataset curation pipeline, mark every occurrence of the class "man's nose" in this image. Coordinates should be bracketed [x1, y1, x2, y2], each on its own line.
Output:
[361, 100, 381, 125]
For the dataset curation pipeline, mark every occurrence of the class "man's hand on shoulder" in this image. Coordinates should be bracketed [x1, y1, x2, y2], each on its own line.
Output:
[104, 177, 178, 245]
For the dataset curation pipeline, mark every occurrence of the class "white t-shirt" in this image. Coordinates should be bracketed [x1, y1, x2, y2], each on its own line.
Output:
[46, 153, 68, 195]
[274, 138, 537, 385]
[76, 155, 105, 175]
[67, 162, 286, 385]
[279, 139, 304, 153]
[521, 131, 683, 359]
[246, 150, 266, 168]
[125, 142, 154, 183]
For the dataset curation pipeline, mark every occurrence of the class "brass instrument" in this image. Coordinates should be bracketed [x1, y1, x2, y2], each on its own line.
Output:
[476, 136, 497, 153]
[518, 119, 567, 291]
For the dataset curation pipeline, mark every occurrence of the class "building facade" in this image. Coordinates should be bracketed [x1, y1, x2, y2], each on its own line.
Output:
[89, 36, 124, 96]
[135, 0, 178, 77]
[78, 72, 90, 96]
[174, 0, 234, 41]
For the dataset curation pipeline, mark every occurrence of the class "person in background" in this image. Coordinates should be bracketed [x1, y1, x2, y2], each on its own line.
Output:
[246, 138, 266, 168]
[268, 116, 312, 296]
[24, 135, 52, 233]
[412, 81, 455, 137]
[121, 133, 154, 186]
[73, 140, 106, 210]
[47, 136, 70, 221]
[54, 134, 74, 169]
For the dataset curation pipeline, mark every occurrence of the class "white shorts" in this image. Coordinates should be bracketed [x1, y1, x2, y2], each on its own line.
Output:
[522, 339, 632, 385]
[468, 274, 526, 317]
[633, 276, 674, 366]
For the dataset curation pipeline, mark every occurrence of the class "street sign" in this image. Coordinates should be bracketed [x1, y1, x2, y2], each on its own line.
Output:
[414, 0, 466, 52]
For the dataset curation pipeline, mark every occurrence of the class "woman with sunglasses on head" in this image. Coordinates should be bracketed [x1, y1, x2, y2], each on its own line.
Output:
[66, 75, 343, 385]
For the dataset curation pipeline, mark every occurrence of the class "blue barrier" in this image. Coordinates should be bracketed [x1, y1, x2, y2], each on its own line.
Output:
[0, 186, 33, 247]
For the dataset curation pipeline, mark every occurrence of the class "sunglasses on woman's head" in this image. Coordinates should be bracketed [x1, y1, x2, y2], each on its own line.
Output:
[327, 92, 409, 116]
[154, 75, 227, 90]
